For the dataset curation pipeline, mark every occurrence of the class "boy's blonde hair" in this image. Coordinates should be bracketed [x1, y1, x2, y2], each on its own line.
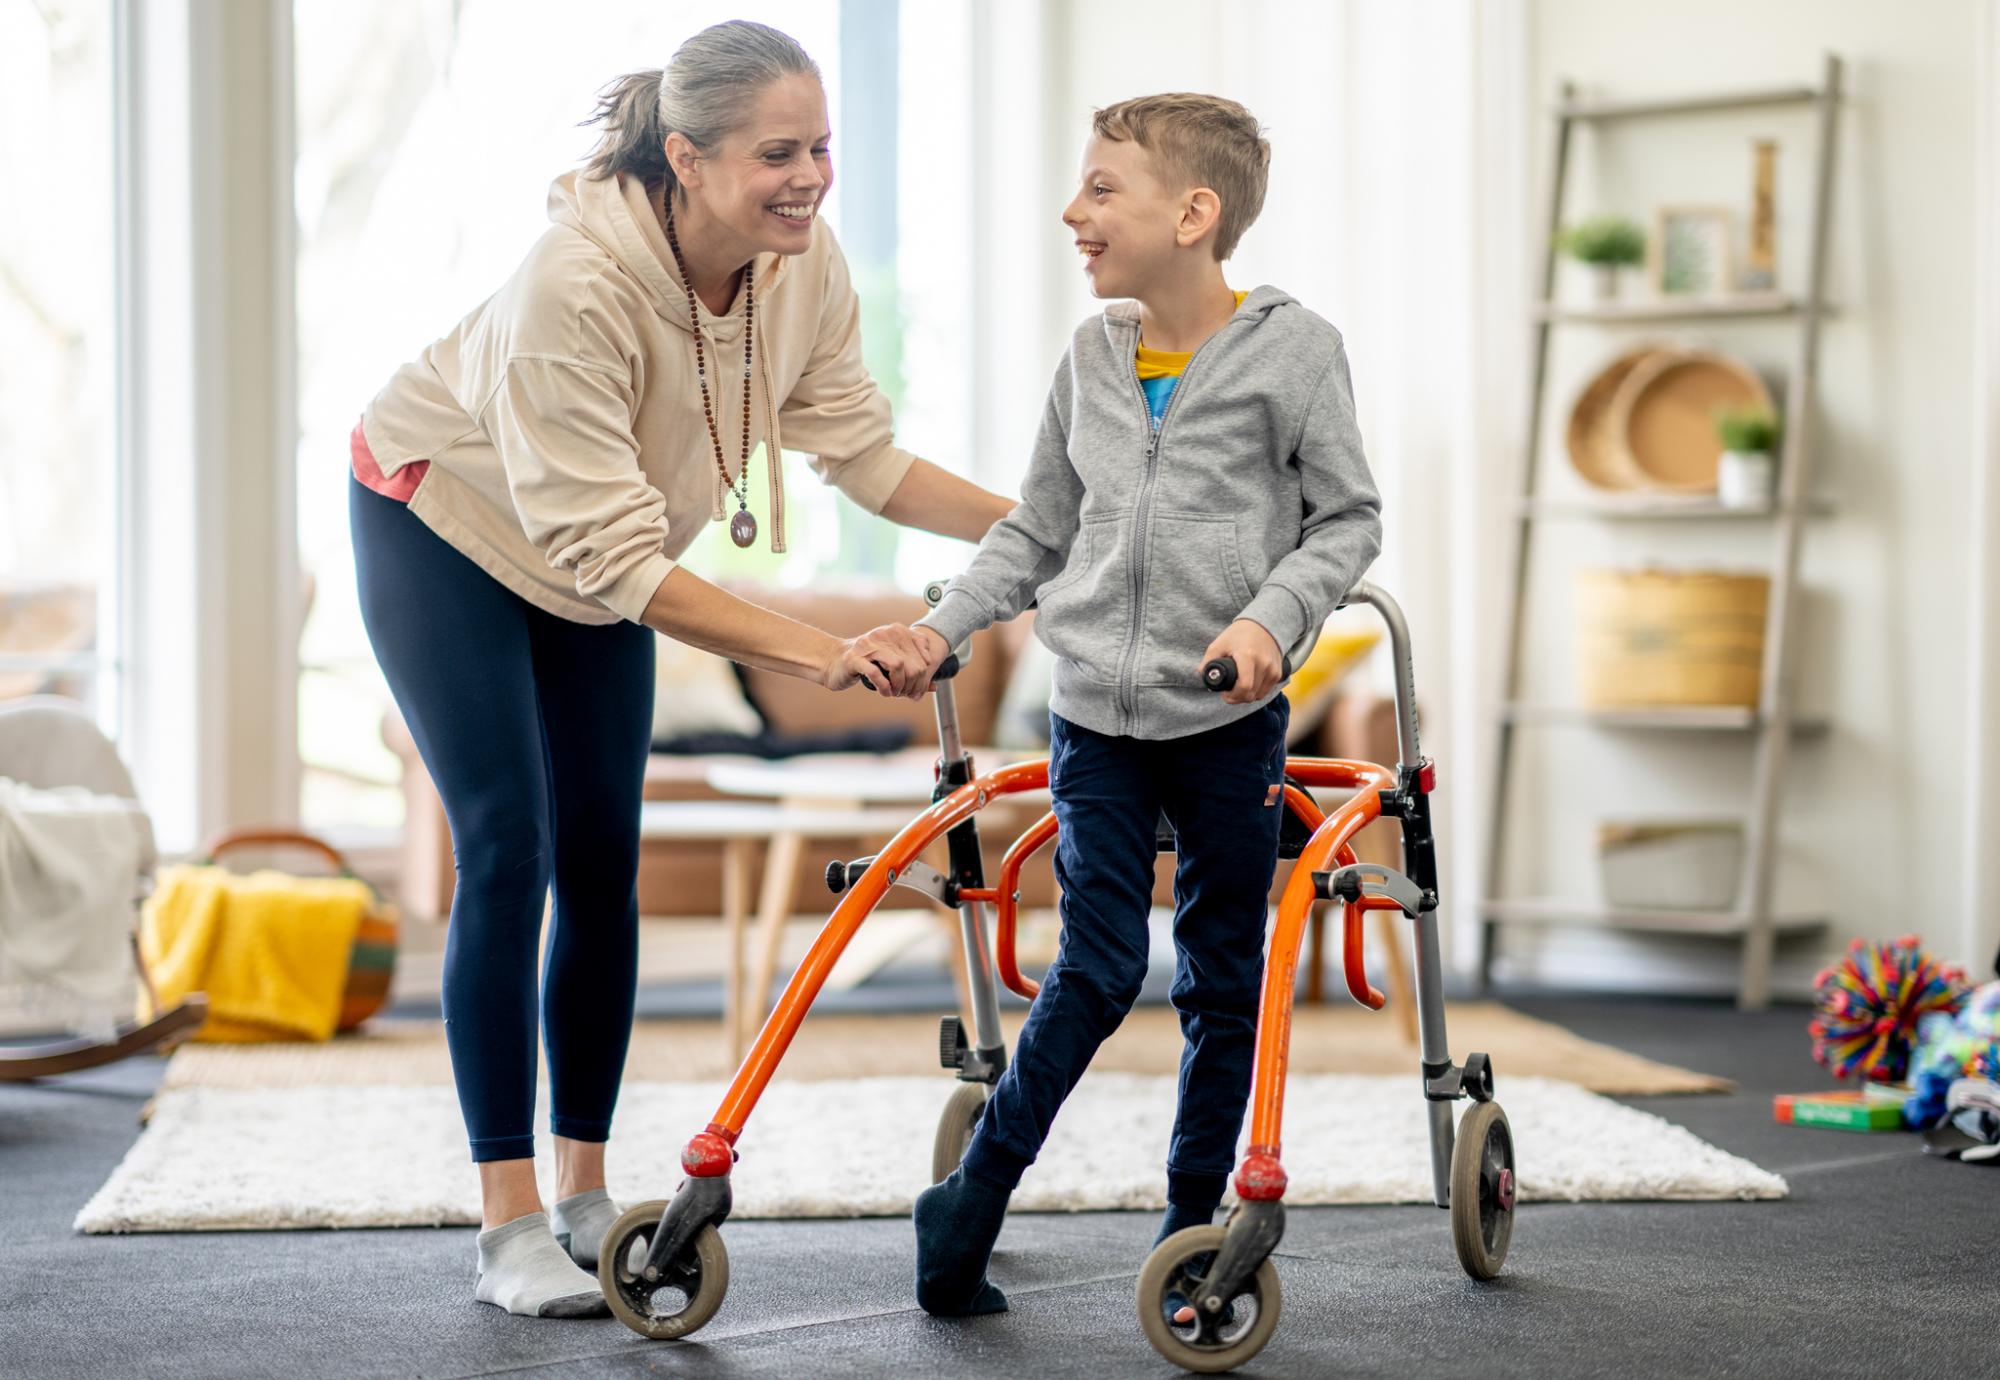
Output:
[1092, 93, 1270, 261]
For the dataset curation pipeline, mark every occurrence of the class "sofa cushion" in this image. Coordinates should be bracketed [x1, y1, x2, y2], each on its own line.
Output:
[651, 636, 764, 744]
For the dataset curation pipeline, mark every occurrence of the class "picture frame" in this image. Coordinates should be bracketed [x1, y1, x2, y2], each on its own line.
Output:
[1651, 205, 1735, 297]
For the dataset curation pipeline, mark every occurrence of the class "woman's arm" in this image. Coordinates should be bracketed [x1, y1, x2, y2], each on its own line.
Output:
[640, 566, 934, 697]
[878, 458, 1016, 543]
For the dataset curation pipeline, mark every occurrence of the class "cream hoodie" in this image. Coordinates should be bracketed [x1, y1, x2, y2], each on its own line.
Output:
[359, 171, 918, 625]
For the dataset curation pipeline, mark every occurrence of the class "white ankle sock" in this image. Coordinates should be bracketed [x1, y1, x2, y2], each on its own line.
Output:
[551, 1188, 624, 1270]
[474, 1211, 608, 1318]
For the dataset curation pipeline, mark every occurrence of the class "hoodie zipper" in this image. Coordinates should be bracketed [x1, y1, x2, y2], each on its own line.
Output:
[1114, 308, 1247, 732]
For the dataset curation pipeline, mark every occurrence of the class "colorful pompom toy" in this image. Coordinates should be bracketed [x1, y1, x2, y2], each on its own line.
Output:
[1809, 935, 1968, 1083]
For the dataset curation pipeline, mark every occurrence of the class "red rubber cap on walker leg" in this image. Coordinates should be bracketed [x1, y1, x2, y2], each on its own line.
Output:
[682, 1130, 734, 1178]
[1233, 1149, 1289, 1202]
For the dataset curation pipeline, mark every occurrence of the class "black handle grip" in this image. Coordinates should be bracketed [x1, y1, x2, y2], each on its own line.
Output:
[1200, 652, 1294, 694]
[858, 652, 961, 693]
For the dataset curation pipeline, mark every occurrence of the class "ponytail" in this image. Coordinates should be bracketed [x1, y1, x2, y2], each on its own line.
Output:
[581, 69, 670, 186]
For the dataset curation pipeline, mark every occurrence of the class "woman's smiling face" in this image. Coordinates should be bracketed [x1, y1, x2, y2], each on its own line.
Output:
[677, 72, 833, 258]
[1062, 134, 1181, 299]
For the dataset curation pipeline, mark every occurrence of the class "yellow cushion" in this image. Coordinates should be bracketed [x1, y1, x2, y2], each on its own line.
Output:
[1282, 624, 1382, 744]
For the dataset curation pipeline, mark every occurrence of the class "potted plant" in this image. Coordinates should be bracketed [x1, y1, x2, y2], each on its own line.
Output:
[1557, 215, 1646, 302]
[1714, 405, 1782, 508]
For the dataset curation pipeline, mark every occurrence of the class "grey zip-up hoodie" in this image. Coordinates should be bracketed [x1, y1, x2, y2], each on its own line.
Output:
[917, 285, 1382, 741]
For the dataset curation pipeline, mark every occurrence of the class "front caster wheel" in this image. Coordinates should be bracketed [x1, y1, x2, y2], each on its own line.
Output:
[1135, 1224, 1282, 1374]
[599, 1199, 730, 1340]
[932, 1081, 989, 1183]
[1451, 1099, 1516, 1280]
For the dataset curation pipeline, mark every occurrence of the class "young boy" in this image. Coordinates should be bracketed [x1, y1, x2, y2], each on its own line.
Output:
[901, 93, 1383, 1316]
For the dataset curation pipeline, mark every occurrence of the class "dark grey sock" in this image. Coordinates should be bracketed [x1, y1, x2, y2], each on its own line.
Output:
[913, 1166, 1011, 1316]
[1155, 1199, 1219, 1247]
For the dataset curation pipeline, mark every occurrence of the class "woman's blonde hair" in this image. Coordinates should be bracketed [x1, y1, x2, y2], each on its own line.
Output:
[1092, 93, 1271, 261]
[581, 20, 821, 194]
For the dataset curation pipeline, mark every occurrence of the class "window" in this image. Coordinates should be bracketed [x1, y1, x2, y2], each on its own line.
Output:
[0, 0, 118, 719]
[293, 0, 972, 831]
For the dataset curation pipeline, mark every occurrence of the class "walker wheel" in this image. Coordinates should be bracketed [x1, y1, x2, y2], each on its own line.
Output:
[599, 1199, 730, 1340]
[1450, 1099, 1515, 1280]
[1135, 1225, 1282, 1374]
[931, 1081, 989, 1183]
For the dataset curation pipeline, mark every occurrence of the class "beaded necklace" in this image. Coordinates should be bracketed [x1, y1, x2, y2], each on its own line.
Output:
[663, 197, 758, 548]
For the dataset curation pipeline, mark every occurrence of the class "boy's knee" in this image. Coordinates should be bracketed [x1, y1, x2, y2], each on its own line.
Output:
[1072, 951, 1149, 1013]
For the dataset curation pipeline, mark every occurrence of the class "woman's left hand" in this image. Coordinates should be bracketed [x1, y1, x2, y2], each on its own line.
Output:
[1197, 621, 1286, 705]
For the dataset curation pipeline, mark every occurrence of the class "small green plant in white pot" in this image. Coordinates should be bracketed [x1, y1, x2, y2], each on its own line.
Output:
[1714, 406, 1782, 509]
[1557, 215, 1646, 302]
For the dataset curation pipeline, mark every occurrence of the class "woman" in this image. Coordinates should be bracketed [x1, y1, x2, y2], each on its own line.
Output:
[349, 21, 1012, 1318]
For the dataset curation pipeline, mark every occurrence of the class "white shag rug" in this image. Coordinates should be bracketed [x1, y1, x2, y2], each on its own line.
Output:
[75, 1074, 1785, 1233]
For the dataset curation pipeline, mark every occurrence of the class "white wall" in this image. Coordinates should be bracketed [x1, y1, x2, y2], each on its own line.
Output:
[1505, 0, 1993, 992]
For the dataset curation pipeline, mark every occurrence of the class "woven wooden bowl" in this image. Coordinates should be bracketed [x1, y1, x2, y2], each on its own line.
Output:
[1564, 347, 1677, 490]
[1611, 350, 1773, 492]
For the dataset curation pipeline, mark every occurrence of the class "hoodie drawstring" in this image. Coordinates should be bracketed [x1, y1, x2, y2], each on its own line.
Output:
[758, 314, 785, 554]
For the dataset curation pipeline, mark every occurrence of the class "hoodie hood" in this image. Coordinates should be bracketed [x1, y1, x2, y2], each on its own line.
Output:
[1101, 283, 1297, 340]
[547, 170, 793, 342]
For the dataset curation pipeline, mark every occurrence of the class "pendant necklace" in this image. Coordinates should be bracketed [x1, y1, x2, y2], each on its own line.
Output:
[664, 200, 758, 548]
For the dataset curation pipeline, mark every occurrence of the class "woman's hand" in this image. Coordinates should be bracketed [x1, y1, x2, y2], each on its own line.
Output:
[822, 623, 938, 698]
[1197, 620, 1285, 705]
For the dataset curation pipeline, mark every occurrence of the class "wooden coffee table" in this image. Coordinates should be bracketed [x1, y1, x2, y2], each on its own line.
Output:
[638, 799, 912, 1058]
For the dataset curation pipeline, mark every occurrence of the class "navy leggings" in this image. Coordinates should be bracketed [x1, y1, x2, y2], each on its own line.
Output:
[962, 697, 1290, 1208]
[350, 479, 655, 1162]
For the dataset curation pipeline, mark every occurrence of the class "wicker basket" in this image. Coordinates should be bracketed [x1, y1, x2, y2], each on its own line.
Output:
[1575, 569, 1769, 708]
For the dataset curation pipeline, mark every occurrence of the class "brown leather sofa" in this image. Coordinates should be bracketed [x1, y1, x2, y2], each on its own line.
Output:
[385, 583, 1403, 923]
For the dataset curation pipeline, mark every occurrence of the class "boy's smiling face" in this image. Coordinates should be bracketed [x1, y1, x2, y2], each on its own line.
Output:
[1063, 133, 1189, 300]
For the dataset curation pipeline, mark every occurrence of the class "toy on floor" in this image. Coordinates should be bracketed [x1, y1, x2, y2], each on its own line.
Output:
[1903, 980, 2000, 1128]
[1975, 1042, 2000, 1083]
[594, 582, 1514, 1374]
[1808, 936, 1968, 1084]
[1772, 1087, 1907, 1132]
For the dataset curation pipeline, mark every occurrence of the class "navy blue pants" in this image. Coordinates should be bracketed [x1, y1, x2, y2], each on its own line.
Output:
[350, 479, 655, 1162]
[963, 698, 1290, 1207]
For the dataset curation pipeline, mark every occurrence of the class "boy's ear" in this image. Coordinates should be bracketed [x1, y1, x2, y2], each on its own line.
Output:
[1176, 187, 1223, 251]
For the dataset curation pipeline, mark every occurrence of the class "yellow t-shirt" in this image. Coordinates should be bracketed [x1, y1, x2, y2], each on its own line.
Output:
[1134, 290, 1248, 425]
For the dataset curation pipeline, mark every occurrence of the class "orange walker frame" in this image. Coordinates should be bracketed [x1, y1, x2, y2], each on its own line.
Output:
[602, 582, 1517, 1369]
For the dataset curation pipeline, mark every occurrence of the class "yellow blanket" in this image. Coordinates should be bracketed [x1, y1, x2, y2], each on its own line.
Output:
[139, 864, 372, 1042]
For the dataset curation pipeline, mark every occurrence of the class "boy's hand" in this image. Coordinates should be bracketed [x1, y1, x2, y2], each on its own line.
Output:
[911, 625, 954, 696]
[1198, 620, 1285, 705]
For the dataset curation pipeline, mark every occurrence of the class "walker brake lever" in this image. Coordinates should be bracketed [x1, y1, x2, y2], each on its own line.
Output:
[1311, 862, 1432, 916]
